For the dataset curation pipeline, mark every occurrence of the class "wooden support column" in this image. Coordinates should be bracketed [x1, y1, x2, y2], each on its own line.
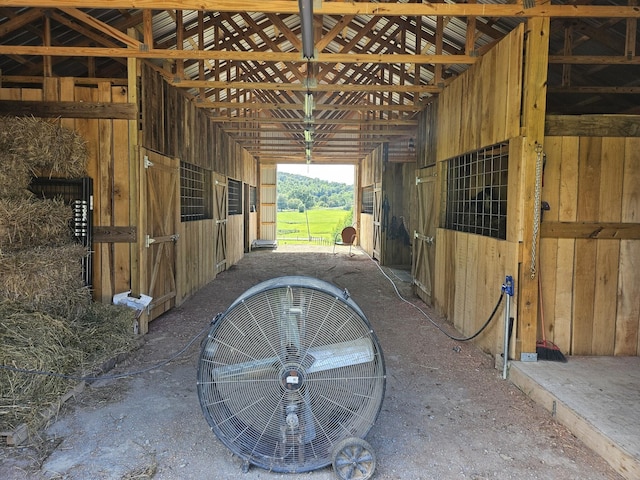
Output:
[434, 16, 444, 85]
[127, 27, 143, 330]
[627, 0, 637, 59]
[562, 23, 572, 86]
[175, 10, 184, 79]
[43, 13, 52, 77]
[465, 0, 477, 56]
[198, 11, 205, 101]
[143, 9, 153, 49]
[517, 17, 550, 359]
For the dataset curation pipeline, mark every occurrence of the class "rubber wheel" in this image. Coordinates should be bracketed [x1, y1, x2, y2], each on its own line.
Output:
[332, 437, 377, 480]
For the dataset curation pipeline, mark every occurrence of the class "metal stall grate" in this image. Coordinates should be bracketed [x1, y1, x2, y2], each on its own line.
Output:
[444, 142, 509, 239]
[29, 177, 93, 286]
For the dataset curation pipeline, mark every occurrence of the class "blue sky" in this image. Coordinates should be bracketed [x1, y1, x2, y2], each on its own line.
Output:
[277, 163, 355, 185]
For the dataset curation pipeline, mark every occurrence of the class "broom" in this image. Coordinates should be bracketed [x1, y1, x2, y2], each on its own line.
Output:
[536, 271, 568, 362]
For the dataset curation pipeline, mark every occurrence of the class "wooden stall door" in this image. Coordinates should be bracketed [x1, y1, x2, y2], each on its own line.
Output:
[372, 183, 382, 261]
[214, 173, 228, 274]
[412, 167, 437, 305]
[143, 149, 179, 323]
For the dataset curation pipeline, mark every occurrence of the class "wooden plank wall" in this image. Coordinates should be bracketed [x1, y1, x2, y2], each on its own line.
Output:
[436, 24, 523, 161]
[0, 79, 132, 304]
[260, 164, 277, 241]
[141, 63, 258, 303]
[359, 145, 385, 256]
[381, 162, 413, 266]
[540, 136, 640, 356]
[359, 144, 415, 266]
[428, 25, 525, 355]
[416, 100, 438, 169]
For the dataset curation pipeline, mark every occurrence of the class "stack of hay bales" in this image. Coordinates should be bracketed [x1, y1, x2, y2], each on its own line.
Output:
[0, 116, 136, 436]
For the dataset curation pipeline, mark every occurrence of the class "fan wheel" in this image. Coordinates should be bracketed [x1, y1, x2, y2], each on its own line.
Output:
[332, 437, 377, 480]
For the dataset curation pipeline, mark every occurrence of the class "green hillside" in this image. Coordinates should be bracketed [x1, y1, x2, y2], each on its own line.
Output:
[276, 172, 354, 245]
[277, 172, 353, 211]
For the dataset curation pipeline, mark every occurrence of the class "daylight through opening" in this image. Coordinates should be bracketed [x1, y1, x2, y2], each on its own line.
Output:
[276, 164, 355, 246]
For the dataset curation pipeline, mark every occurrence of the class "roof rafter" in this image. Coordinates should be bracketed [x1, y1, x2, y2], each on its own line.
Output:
[3, 2, 640, 18]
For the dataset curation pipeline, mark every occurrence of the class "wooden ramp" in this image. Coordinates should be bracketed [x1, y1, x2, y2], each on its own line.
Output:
[510, 357, 640, 480]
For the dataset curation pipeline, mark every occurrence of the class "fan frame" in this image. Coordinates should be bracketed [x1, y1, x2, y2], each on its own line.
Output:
[196, 275, 386, 474]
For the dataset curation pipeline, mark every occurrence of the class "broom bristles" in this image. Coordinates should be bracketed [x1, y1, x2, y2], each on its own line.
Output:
[536, 340, 568, 362]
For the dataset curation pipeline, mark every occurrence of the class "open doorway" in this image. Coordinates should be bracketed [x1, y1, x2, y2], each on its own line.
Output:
[276, 164, 355, 246]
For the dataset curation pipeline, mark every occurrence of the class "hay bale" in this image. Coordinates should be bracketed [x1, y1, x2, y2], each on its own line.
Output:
[0, 302, 83, 431]
[72, 303, 137, 366]
[0, 116, 15, 152]
[0, 197, 73, 251]
[0, 244, 91, 319]
[0, 116, 88, 178]
[0, 153, 32, 199]
[0, 300, 136, 433]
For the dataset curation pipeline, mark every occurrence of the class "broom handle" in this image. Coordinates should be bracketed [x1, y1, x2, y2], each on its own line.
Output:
[538, 270, 547, 343]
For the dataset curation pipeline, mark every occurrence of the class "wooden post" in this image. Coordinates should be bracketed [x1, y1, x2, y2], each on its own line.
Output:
[517, 17, 550, 359]
[127, 28, 145, 332]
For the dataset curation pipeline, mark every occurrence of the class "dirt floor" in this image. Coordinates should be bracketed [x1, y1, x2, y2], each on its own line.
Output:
[0, 245, 624, 480]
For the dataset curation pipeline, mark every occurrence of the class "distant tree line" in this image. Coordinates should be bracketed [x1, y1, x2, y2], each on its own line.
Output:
[277, 172, 353, 211]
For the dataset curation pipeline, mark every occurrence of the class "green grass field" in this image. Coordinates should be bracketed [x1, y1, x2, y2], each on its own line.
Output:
[277, 208, 352, 245]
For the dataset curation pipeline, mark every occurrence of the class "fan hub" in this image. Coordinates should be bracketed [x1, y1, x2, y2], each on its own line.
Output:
[281, 365, 305, 391]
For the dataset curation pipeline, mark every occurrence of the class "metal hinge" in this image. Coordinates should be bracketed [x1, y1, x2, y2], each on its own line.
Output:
[145, 234, 179, 248]
[414, 231, 434, 245]
[416, 173, 437, 184]
[144, 155, 154, 169]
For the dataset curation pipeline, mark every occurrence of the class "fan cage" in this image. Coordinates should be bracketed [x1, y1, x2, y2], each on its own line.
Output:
[197, 276, 386, 473]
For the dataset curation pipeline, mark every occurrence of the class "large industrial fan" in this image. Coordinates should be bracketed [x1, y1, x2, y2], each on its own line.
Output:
[197, 276, 386, 479]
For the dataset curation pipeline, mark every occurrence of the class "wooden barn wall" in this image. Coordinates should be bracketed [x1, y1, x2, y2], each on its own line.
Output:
[259, 164, 277, 241]
[0, 78, 132, 304]
[381, 162, 414, 266]
[359, 145, 384, 256]
[416, 101, 438, 169]
[436, 24, 523, 161]
[428, 25, 525, 355]
[140, 63, 257, 304]
[540, 135, 640, 356]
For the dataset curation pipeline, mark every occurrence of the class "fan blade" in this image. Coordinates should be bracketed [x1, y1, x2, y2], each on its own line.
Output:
[307, 338, 374, 374]
[211, 356, 279, 381]
[209, 338, 374, 381]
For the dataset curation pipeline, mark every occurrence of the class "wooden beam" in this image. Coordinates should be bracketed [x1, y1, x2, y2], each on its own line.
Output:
[0, 99, 137, 119]
[169, 78, 441, 93]
[627, 0, 638, 58]
[93, 226, 138, 243]
[0, 45, 478, 65]
[0, 75, 128, 85]
[42, 12, 52, 77]
[142, 8, 153, 48]
[547, 86, 640, 94]
[196, 101, 423, 111]
[58, 7, 141, 48]
[0, 7, 42, 37]
[545, 114, 640, 136]
[549, 55, 640, 64]
[3, 2, 640, 19]
[208, 116, 418, 126]
[540, 222, 640, 239]
[226, 129, 415, 136]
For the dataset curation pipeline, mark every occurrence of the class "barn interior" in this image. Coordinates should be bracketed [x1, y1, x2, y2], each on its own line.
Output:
[0, 1, 639, 478]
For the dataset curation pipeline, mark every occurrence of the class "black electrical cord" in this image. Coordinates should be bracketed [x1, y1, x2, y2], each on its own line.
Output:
[4, 252, 505, 380]
[365, 249, 505, 342]
[0, 325, 210, 381]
